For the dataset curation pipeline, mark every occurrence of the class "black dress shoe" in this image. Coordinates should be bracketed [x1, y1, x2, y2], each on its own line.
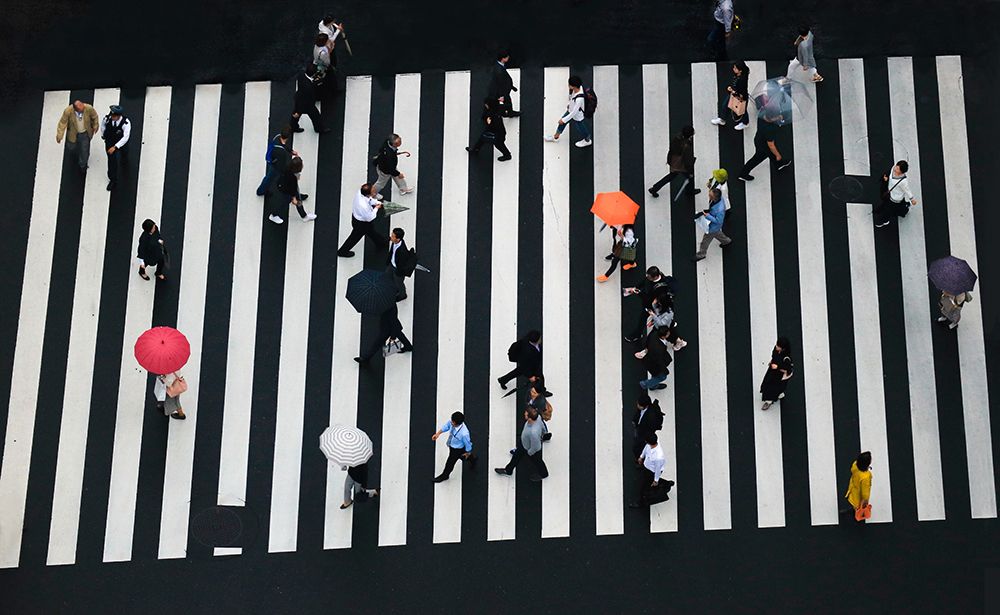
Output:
[653, 384, 667, 390]
[299, 193, 309, 201]
[338, 250, 355, 258]
[293, 127, 305, 133]
[433, 475, 448, 483]
[466, 146, 477, 153]
[648, 188, 659, 198]
[497, 378, 508, 390]
[693, 188, 702, 195]
[541, 433, 552, 441]
[497, 155, 512, 161]
[494, 468, 511, 476]
[106, 181, 115, 191]
[354, 357, 367, 365]
[605, 254, 615, 261]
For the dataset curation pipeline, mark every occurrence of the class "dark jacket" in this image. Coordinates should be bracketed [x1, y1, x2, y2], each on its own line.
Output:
[276, 169, 299, 197]
[488, 62, 516, 99]
[388, 240, 418, 276]
[376, 141, 400, 176]
[137, 229, 164, 266]
[380, 304, 405, 337]
[638, 275, 675, 310]
[481, 105, 506, 141]
[268, 135, 291, 171]
[347, 462, 370, 486]
[642, 337, 672, 377]
[634, 400, 665, 441]
[728, 68, 749, 99]
[512, 339, 543, 378]
[667, 134, 695, 174]
[294, 72, 319, 110]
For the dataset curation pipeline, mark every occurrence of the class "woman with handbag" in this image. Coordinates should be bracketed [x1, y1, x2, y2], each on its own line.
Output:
[136, 219, 167, 281]
[842, 451, 873, 523]
[710, 61, 750, 130]
[759, 336, 794, 410]
[597, 224, 639, 282]
[154, 372, 187, 420]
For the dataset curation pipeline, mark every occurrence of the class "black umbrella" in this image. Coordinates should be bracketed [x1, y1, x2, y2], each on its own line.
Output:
[346, 269, 396, 315]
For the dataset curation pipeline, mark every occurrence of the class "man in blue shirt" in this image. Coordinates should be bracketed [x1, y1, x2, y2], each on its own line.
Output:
[693, 188, 732, 262]
[432, 411, 476, 482]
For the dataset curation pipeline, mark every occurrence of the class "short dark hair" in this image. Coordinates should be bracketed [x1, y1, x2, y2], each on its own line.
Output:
[141, 219, 155, 233]
[323, 14, 336, 24]
[526, 408, 539, 421]
[645, 433, 658, 445]
[360, 183, 373, 195]
[896, 160, 909, 173]
[798, 25, 811, 36]
[857, 451, 872, 471]
[526, 330, 541, 343]
[280, 126, 292, 141]
[656, 327, 671, 338]
[315, 33, 329, 46]
[734, 61, 749, 74]
[497, 50, 510, 61]
[451, 411, 465, 425]
[681, 125, 695, 139]
[646, 266, 661, 278]
[568, 75, 583, 88]
[392, 227, 405, 240]
[637, 393, 652, 407]
[776, 336, 792, 354]
[288, 157, 304, 173]
[709, 188, 722, 201]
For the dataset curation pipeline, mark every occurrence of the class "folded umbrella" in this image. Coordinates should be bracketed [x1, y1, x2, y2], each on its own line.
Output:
[928, 256, 977, 295]
[134, 326, 190, 374]
[320, 425, 373, 467]
[591, 191, 640, 228]
[346, 269, 397, 315]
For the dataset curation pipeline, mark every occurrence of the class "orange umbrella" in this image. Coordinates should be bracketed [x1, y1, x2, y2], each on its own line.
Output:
[590, 191, 640, 227]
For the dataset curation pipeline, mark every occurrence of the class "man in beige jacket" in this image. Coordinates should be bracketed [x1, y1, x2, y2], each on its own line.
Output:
[56, 100, 100, 172]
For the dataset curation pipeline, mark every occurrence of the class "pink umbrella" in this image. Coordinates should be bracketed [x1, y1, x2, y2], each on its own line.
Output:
[134, 327, 190, 374]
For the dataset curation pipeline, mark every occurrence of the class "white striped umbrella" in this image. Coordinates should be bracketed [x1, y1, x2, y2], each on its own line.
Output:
[319, 425, 373, 467]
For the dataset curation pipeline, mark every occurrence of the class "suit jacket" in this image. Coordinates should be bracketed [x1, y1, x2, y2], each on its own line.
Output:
[515, 340, 543, 377]
[376, 141, 400, 176]
[380, 304, 404, 337]
[488, 62, 515, 99]
[633, 401, 665, 441]
[387, 239, 416, 274]
[481, 106, 506, 141]
[294, 72, 319, 109]
[642, 337, 672, 377]
[57, 104, 100, 143]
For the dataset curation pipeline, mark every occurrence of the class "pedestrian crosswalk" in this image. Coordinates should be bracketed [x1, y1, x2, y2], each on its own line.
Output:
[0, 55, 996, 569]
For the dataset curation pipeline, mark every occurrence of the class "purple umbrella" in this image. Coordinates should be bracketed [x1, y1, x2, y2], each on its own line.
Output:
[928, 256, 977, 294]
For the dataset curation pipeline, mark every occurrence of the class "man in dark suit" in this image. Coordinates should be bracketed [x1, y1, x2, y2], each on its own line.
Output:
[639, 328, 672, 391]
[290, 64, 331, 134]
[632, 394, 665, 458]
[489, 51, 520, 118]
[355, 302, 412, 365]
[386, 227, 414, 302]
[497, 330, 542, 390]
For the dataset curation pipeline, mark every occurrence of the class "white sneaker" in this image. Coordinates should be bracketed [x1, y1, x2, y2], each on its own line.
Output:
[673, 339, 688, 351]
[268, 215, 284, 224]
[575, 138, 592, 148]
[710, 118, 726, 126]
[734, 122, 748, 131]
[400, 187, 415, 195]
[378, 193, 386, 200]
[543, 135, 556, 142]
[303, 213, 317, 222]
[937, 316, 948, 322]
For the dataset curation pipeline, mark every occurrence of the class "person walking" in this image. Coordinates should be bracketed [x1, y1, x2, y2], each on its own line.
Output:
[354, 302, 413, 365]
[707, 0, 735, 61]
[341, 461, 379, 509]
[710, 62, 750, 129]
[494, 408, 549, 481]
[467, 98, 512, 161]
[760, 336, 794, 410]
[290, 65, 330, 134]
[647, 126, 701, 200]
[937, 290, 973, 330]
[100, 105, 131, 191]
[597, 224, 638, 282]
[432, 411, 477, 482]
[256, 127, 296, 197]
[56, 100, 100, 173]
[154, 372, 187, 420]
[526, 381, 553, 442]
[874, 161, 918, 228]
[489, 51, 520, 118]
[387, 227, 410, 301]
[337, 183, 385, 257]
[623, 266, 676, 342]
[693, 188, 731, 262]
[373, 134, 415, 198]
[136, 219, 167, 281]
[638, 289, 687, 352]
[841, 451, 873, 523]
[269, 156, 316, 224]
[497, 330, 543, 390]
[788, 26, 824, 83]
[639, 327, 672, 391]
[317, 15, 344, 42]
[312, 32, 335, 82]
[629, 433, 673, 508]
[543, 75, 593, 148]
[631, 394, 664, 459]
[737, 113, 791, 181]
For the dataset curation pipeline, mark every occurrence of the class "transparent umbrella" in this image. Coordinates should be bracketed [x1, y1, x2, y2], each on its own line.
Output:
[750, 77, 814, 127]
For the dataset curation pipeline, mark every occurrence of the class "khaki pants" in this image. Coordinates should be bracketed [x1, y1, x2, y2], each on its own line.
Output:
[373, 168, 408, 194]
[696, 231, 731, 257]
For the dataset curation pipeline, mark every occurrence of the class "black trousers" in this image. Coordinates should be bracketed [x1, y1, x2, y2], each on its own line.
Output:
[740, 144, 777, 177]
[649, 170, 693, 195]
[386, 265, 407, 300]
[496, 93, 518, 116]
[271, 191, 307, 219]
[106, 143, 128, 183]
[498, 365, 527, 387]
[440, 447, 475, 478]
[503, 445, 548, 478]
[290, 103, 323, 131]
[360, 328, 412, 361]
[470, 134, 512, 158]
[339, 217, 386, 254]
[719, 95, 748, 125]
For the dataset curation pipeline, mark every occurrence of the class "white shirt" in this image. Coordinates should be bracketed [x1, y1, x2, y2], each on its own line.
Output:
[313, 45, 331, 70]
[352, 190, 380, 222]
[561, 91, 586, 122]
[154, 372, 181, 402]
[887, 168, 915, 203]
[641, 443, 666, 482]
[390, 241, 401, 267]
[101, 116, 131, 149]
[318, 20, 341, 42]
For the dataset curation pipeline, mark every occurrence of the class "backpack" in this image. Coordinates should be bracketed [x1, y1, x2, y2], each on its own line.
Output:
[650, 400, 664, 432]
[507, 340, 521, 363]
[582, 87, 598, 118]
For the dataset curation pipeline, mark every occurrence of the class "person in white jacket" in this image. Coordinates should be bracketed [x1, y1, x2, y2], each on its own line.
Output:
[543, 75, 593, 148]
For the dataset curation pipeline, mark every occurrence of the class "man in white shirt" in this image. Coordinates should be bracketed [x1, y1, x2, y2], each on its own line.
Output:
[386, 227, 409, 301]
[543, 75, 592, 148]
[875, 160, 918, 228]
[100, 105, 131, 191]
[338, 183, 386, 257]
[629, 433, 672, 508]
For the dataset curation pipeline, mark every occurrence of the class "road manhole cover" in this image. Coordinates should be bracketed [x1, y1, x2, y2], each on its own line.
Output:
[191, 506, 243, 547]
[829, 175, 864, 202]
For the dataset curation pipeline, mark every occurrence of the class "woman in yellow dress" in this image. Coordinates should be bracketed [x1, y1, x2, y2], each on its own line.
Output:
[843, 451, 872, 522]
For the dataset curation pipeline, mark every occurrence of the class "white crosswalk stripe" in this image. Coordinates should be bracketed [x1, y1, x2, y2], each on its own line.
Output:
[0, 56, 995, 569]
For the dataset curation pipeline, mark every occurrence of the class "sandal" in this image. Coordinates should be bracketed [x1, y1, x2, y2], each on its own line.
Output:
[340, 500, 354, 509]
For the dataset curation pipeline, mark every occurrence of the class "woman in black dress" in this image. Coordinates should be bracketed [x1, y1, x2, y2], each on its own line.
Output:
[136, 218, 166, 281]
[760, 336, 793, 410]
